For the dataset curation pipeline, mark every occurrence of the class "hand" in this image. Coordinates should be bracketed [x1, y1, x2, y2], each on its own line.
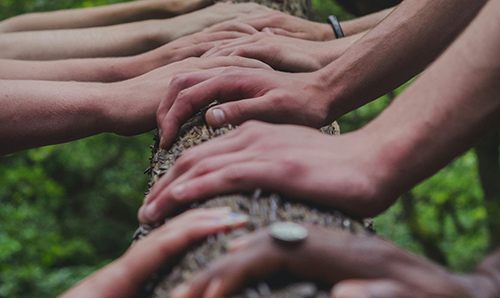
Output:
[104, 56, 271, 137]
[234, 10, 335, 41]
[202, 30, 336, 72]
[156, 67, 337, 149]
[168, 225, 489, 298]
[59, 207, 249, 298]
[137, 29, 253, 71]
[167, 2, 272, 41]
[139, 121, 394, 224]
[148, 0, 216, 16]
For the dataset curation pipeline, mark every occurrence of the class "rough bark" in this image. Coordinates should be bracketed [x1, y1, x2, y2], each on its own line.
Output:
[133, 1, 373, 297]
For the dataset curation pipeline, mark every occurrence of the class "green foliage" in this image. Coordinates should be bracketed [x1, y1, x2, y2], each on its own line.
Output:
[0, 0, 496, 297]
[0, 132, 152, 296]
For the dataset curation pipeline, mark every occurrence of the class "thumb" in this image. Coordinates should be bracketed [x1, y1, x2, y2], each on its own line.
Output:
[331, 280, 416, 298]
[206, 96, 281, 127]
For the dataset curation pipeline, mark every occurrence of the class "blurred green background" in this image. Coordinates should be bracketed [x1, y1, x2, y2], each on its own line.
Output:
[0, 0, 498, 297]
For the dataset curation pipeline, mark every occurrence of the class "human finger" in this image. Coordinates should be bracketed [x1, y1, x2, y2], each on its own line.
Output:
[206, 90, 313, 128]
[158, 67, 271, 149]
[169, 230, 283, 298]
[195, 56, 272, 71]
[123, 207, 250, 289]
[204, 20, 259, 35]
[156, 70, 220, 148]
[331, 280, 418, 298]
[141, 160, 281, 223]
[65, 208, 249, 298]
[140, 129, 253, 214]
[263, 27, 307, 39]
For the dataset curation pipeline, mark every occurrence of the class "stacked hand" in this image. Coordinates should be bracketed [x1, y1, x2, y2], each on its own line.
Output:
[105, 56, 271, 137]
[60, 207, 249, 298]
[139, 121, 397, 224]
[168, 225, 491, 298]
[155, 68, 340, 149]
[202, 31, 333, 72]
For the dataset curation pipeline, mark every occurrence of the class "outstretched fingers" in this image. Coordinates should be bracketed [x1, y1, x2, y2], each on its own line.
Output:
[170, 231, 283, 298]
[158, 68, 271, 148]
[140, 160, 281, 223]
[331, 280, 418, 298]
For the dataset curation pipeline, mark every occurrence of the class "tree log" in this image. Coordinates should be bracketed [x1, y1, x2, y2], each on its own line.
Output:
[133, 1, 373, 297]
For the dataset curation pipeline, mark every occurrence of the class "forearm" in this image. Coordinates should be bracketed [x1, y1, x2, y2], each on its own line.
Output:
[0, 20, 166, 60]
[341, 6, 395, 36]
[472, 248, 500, 298]
[0, 3, 266, 60]
[0, 57, 144, 82]
[0, 0, 209, 33]
[320, 0, 487, 120]
[0, 80, 114, 155]
[361, 0, 500, 200]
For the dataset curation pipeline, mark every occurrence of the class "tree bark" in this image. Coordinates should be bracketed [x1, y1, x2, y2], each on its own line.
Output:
[133, 1, 375, 297]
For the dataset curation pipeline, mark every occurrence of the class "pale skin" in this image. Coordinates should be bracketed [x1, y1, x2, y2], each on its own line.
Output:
[0, 0, 216, 33]
[199, 7, 395, 72]
[0, 28, 257, 82]
[0, 2, 271, 60]
[202, 29, 365, 72]
[58, 207, 249, 298]
[0, 56, 270, 156]
[155, 0, 487, 149]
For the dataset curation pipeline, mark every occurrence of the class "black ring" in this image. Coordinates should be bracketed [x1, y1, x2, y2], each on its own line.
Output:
[328, 15, 344, 39]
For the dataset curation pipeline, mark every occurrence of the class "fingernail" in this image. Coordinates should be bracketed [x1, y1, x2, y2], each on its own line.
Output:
[172, 184, 185, 200]
[331, 284, 370, 298]
[204, 278, 223, 298]
[215, 212, 249, 227]
[171, 283, 191, 298]
[227, 236, 250, 251]
[211, 108, 226, 126]
[144, 194, 152, 204]
[143, 203, 158, 223]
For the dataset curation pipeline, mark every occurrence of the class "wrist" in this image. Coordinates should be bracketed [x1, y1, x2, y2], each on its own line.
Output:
[101, 78, 158, 136]
[319, 22, 337, 41]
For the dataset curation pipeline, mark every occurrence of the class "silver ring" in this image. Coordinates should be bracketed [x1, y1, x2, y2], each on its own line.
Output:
[269, 222, 308, 243]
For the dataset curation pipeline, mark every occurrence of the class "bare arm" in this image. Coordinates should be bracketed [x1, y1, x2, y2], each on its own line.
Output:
[0, 0, 213, 33]
[0, 56, 269, 155]
[143, 0, 500, 223]
[321, 0, 487, 120]
[341, 6, 394, 36]
[155, 0, 487, 149]
[0, 3, 270, 60]
[0, 30, 252, 82]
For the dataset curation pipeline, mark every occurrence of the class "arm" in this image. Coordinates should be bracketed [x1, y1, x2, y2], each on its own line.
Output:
[155, 0, 487, 149]
[167, 225, 500, 298]
[226, 7, 393, 41]
[202, 30, 366, 72]
[0, 0, 214, 33]
[59, 207, 248, 298]
[0, 3, 270, 60]
[142, 0, 500, 222]
[0, 56, 269, 155]
[341, 6, 394, 36]
[0, 30, 252, 82]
